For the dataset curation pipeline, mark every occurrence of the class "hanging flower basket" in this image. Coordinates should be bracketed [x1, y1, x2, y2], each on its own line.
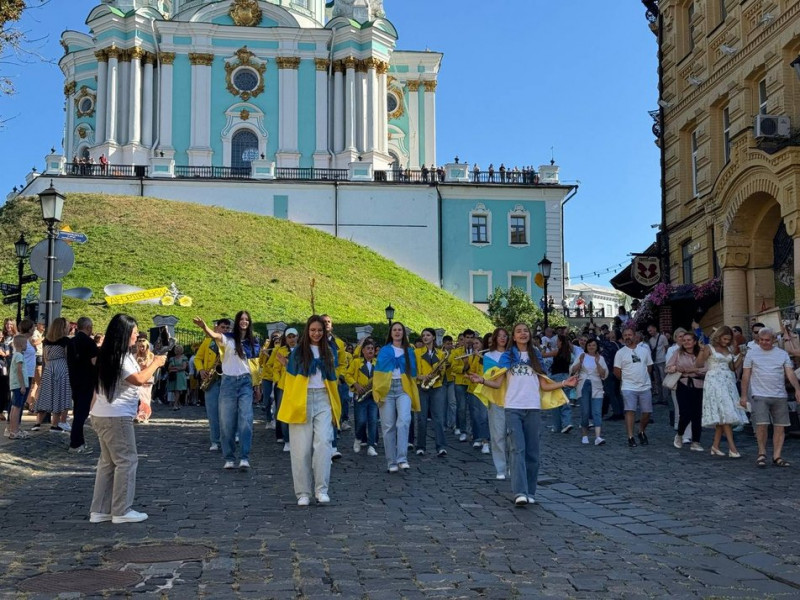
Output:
[632, 277, 721, 330]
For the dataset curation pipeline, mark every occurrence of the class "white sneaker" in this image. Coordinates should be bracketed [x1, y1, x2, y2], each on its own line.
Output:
[265, 420, 276, 430]
[388, 465, 399, 473]
[690, 442, 704, 452]
[209, 443, 219, 451]
[674, 434, 682, 449]
[316, 493, 330, 504]
[89, 512, 112, 523]
[481, 443, 490, 454]
[68, 443, 91, 453]
[112, 510, 148, 524]
[331, 448, 342, 460]
[594, 437, 605, 446]
[340, 421, 351, 431]
[581, 436, 590, 445]
[472, 441, 482, 449]
[59, 421, 72, 432]
[458, 433, 467, 442]
[223, 460, 236, 469]
[353, 440, 361, 453]
[398, 462, 410, 470]
[367, 446, 378, 457]
[514, 495, 528, 506]
[496, 473, 506, 480]
[297, 496, 310, 506]
[527, 496, 537, 504]
[238, 459, 250, 470]
[561, 424, 574, 434]
[454, 428, 461, 436]
[3, 428, 9, 437]
[283, 443, 291, 452]
[416, 448, 425, 455]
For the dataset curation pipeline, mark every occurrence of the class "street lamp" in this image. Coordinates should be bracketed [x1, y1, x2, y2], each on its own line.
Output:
[385, 303, 395, 327]
[538, 255, 552, 328]
[38, 181, 65, 329]
[14, 233, 28, 325]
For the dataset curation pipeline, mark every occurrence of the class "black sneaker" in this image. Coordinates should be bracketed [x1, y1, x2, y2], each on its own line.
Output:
[627, 436, 637, 448]
[638, 431, 649, 446]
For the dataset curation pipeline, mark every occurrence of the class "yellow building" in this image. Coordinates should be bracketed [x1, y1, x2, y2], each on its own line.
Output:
[648, 0, 800, 327]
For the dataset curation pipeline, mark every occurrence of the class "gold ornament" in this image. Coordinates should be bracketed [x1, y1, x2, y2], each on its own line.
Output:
[225, 46, 266, 101]
[77, 127, 87, 139]
[229, 0, 262, 27]
[240, 109, 250, 121]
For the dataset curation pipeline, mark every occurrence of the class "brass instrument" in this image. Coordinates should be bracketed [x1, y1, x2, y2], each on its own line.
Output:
[200, 354, 222, 392]
[354, 380, 373, 402]
[420, 349, 451, 390]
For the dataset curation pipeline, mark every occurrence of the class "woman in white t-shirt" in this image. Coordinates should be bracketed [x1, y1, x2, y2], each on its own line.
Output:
[89, 314, 166, 525]
[475, 323, 577, 507]
[570, 338, 608, 446]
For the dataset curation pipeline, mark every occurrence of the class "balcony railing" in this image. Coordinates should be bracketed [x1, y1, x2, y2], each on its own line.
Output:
[67, 163, 146, 177]
[376, 169, 542, 184]
[275, 167, 349, 181]
[175, 165, 252, 179]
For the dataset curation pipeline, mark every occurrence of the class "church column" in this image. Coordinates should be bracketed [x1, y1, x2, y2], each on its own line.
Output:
[128, 47, 144, 146]
[141, 52, 155, 148]
[376, 60, 388, 154]
[314, 58, 330, 168]
[719, 245, 750, 327]
[157, 52, 175, 156]
[105, 45, 119, 144]
[344, 56, 356, 152]
[365, 58, 377, 153]
[406, 79, 420, 168]
[276, 56, 301, 168]
[64, 81, 76, 158]
[188, 52, 214, 166]
[423, 80, 437, 167]
[355, 59, 367, 153]
[332, 60, 344, 153]
[94, 50, 108, 145]
[118, 49, 130, 146]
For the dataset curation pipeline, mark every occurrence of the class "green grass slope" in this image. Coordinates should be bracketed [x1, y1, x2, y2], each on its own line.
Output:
[0, 193, 492, 339]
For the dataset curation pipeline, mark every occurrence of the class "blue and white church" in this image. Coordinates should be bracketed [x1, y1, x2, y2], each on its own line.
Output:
[15, 0, 578, 308]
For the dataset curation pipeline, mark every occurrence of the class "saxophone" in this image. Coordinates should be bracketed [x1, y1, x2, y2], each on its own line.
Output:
[200, 354, 222, 392]
[421, 349, 450, 390]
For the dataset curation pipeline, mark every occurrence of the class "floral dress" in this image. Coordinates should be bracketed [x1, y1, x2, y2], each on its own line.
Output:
[701, 347, 748, 427]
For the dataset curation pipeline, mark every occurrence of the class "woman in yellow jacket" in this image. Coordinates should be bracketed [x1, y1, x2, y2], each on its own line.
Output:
[345, 339, 378, 456]
[465, 337, 491, 454]
[413, 328, 448, 457]
[258, 334, 278, 426]
[472, 328, 510, 479]
[267, 328, 298, 450]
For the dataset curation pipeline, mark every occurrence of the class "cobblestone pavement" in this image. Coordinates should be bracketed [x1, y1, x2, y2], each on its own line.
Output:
[2, 402, 800, 599]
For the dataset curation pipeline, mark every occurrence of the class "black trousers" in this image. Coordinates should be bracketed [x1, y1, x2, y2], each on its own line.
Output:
[70, 390, 92, 449]
[676, 381, 703, 442]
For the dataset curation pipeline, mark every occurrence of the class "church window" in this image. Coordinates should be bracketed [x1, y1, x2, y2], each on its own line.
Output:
[387, 89, 403, 119]
[471, 214, 489, 244]
[233, 68, 259, 93]
[232, 129, 259, 173]
[78, 97, 93, 114]
[387, 93, 398, 114]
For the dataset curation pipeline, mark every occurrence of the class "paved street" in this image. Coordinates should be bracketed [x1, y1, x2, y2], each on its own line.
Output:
[2, 402, 800, 599]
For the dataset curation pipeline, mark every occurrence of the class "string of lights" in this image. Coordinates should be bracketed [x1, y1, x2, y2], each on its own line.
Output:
[566, 260, 631, 282]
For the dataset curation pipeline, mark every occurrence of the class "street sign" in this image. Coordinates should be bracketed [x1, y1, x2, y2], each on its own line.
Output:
[20, 274, 38, 284]
[0, 283, 19, 295]
[2, 294, 20, 305]
[29, 239, 75, 280]
[56, 230, 88, 244]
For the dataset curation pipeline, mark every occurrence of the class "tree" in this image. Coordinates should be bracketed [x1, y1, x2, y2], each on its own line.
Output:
[1, 1, 49, 97]
[487, 286, 567, 332]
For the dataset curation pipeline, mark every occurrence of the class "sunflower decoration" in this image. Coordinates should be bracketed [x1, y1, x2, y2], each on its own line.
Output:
[160, 283, 193, 307]
[178, 296, 193, 307]
[160, 294, 175, 306]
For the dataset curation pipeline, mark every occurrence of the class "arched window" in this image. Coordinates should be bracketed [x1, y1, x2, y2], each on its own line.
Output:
[231, 129, 259, 174]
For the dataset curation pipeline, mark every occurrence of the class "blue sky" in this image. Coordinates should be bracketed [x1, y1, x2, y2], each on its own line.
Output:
[0, 0, 660, 288]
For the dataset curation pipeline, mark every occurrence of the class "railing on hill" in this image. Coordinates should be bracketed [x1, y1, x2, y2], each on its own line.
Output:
[66, 164, 146, 177]
[275, 167, 349, 181]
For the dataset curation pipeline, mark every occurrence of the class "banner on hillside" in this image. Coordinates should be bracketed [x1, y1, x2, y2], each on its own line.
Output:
[106, 287, 169, 306]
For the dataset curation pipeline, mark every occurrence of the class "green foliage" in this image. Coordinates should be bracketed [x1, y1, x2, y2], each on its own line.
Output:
[0, 193, 493, 341]
[487, 286, 566, 332]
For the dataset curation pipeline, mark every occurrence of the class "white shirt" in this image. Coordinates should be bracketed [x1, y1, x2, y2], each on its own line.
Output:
[503, 351, 541, 409]
[90, 354, 140, 418]
[392, 346, 404, 379]
[220, 335, 250, 376]
[308, 345, 324, 389]
[614, 345, 653, 392]
[744, 346, 792, 398]
[571, 354, 608, 398]
[648, 333, 669, 364]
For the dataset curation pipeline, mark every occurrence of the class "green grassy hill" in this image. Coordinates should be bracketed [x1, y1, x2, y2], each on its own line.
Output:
[0, 193, 492, 340]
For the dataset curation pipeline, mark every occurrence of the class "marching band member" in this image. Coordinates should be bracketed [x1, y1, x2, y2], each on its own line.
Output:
[194, 318, 232, 452]
[278, 315, 341, 506]
[473, 328, 510, 479]
[414, 328, 449, 457]
[373, 322, 419, 472]
[268, 328, 298, 451]
[450, 330, 476, 442]
[346, 338, 379, 456]
[258, 332, 281, 428]
[193, 312, 259, 470]
[466, 337, 491, 454]
[441, 335, 457, 431]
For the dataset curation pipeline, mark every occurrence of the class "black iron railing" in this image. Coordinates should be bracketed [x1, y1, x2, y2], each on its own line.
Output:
[375, 169, 543, 184]
[275, 168, 349, 181]
[175, 165, 252, 179]
[66, 163, 146, 177]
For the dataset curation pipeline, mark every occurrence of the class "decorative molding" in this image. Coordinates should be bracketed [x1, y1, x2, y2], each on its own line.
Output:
[376, 60, 389, 75]
[144, 52, 156, 65]
[423, 80, 437, 92]
[106, 45, 120, 60]
[64, 81, 76, 98]
[225, 46, 266, 101]
[387, 88, 404, 120]
[189, 52, 215, 66]
[315, 58, 330, 71]
[94, 49, 107, 62]
[119, 49, 131, 62]
[60, 39, 69, 55]
[240, 109, 250, 121]
[229, 0, 262, 27]
[275, 56, 300, 70]
[129, 46, 145, 61]
[343, 56, 356, 70]
[74, 85, 96, 117]
[160, 52, 176, 65]
[332, 60, 344, 73]
[407, 80, 420, 92]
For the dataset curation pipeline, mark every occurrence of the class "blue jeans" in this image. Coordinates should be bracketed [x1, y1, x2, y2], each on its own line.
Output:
[275, 387, 289, 442]
[338, 381, 350, 422]
[579, 381, 603, 430]
[488, 403, 507, 477]
[505, 408, 541, 498]
[443, 381, 456, 428]
[548, 373, 573, 430]
[467, 393, 489, 441]
[454, 384, 468, 431]
[417, 385, 447, 452]
[204, 379, 221, 446]
[289, 388, 333, 499]
[260, 380, 274, 421]
[219, 374, 253, 462]
[379, 379, 411, 468]
[354, 396, 378, 447]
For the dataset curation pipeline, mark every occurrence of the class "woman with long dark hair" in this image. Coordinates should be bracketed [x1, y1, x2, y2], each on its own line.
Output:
[194, 311, 260, 470]
[570, 338, 608, 446]
[548, 334, 574, 434]
[277, 315, 341, 505]
[35, 318, 73, 432]
[480, 327, 510, 479]
[414, 327, 448, 457]
[373, 321, 419, 473]
[0, 318, 18, 422]
[666, 332, 706, 452]
[89, 314, 166, 524]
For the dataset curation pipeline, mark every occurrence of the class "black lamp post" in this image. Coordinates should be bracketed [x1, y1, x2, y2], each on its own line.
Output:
[538, 255, 552, 328]
[385, 303, 395, 328]
[14, 233, 29, 325]
[38, 182, 65, 329]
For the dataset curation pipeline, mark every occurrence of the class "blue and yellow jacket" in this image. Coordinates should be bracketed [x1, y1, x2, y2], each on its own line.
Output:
[413, 347, 446, 389]
[277, 346, 342, 426]
[345, 357, 375, 401]
[372, 344, 420, 411]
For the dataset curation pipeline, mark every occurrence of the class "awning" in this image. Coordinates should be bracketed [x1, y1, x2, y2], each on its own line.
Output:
[610, 242, 659, 299]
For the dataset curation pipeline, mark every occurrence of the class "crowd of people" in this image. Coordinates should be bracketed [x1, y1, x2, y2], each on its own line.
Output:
[1, 310, 798, 519]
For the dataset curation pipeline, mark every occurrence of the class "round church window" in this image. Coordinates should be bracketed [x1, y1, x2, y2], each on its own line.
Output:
[78, 96, 94, 115]
[387, 93, 398, 113]
[233, 68, 259, 92]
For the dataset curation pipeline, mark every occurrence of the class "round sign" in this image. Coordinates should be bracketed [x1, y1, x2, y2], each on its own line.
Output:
[29, 239, 75, 280]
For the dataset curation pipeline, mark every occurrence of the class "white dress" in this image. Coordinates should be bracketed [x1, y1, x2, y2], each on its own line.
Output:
[701, 347, 748, 427]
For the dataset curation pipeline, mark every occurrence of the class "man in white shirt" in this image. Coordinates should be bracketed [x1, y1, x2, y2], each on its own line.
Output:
[614, 327, 654, 448]
[740, 327, 800, 467]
